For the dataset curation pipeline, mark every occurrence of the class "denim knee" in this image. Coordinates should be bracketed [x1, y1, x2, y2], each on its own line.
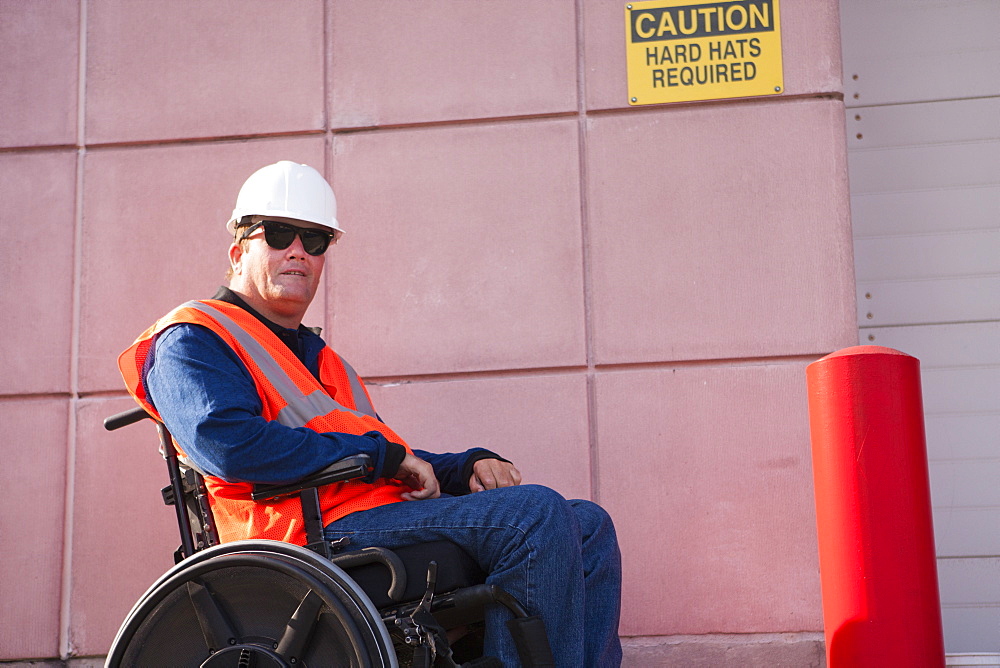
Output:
[568, 498, 617, 537]
[507, 483, 568, 505]
[505, 484, 573, 517]
[487, 484, 581, 537]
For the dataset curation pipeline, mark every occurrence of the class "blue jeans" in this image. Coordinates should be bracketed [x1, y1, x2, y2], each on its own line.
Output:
[324, 484, 622, 667]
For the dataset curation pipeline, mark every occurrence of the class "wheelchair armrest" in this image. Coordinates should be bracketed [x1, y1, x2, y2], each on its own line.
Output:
[103, 405, 151, 431]
[250, 454, 372, 501]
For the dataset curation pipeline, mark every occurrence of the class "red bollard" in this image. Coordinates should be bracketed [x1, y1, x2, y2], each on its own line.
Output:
[806, 346, 945, 667]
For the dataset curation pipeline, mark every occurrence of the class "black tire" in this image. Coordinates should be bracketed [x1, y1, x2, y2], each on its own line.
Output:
[106, 541, 397, 668]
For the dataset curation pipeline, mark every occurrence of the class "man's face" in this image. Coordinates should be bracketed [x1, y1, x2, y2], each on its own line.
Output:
[229, 215, 328, 323]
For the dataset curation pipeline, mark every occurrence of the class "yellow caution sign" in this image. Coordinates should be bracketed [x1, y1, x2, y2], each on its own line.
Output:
[625, 0, 783, 105]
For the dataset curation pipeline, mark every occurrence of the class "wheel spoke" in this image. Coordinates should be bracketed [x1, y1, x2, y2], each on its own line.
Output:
[275, 589, 323, 661]
[186, 579, 238, 651]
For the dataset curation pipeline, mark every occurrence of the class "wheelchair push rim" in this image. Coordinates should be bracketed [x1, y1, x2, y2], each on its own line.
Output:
[105, 540, 398, 668]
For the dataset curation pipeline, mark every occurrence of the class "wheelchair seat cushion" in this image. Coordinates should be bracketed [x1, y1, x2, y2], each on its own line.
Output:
[343, 540, 486, 609]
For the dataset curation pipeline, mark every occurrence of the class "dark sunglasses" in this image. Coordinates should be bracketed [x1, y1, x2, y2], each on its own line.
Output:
[238, 220, 336, 256]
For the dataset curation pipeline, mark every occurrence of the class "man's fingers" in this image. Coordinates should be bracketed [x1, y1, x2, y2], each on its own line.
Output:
[420, 471, 440, 499]
[396, 453, 440, 500]
[401, 478, 439, 500]
[402, 471, 439, 500]
[470, 459, 522, 491]
[402, 486, 437, 501]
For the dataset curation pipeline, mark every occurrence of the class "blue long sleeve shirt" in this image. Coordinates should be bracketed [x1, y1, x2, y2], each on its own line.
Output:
[143, 292, 504, 494]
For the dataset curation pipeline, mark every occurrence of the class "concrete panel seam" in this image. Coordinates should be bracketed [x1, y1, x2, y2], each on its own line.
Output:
[322, 0, 330, 133]
[594, 354, 832, 372]
[356, 354, 830, 386]
[586, 91, 846, 118]
[61, 1, 88, 656]
[574, 0, 601, 503]
[76, 0, 87, 149]
[323, 0, 334, 337]
[75, 129, 327, 152]
[364, 366, 590, 387]
[329, 111, 580, 137]
[0, 393, 77, 404]
[0, 145, 79, 155]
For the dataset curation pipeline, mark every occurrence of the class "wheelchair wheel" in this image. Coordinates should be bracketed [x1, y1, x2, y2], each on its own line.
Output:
[106, 541, 397, 668]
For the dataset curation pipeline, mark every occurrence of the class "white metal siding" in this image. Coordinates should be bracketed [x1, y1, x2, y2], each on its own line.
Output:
[841, 0, 1000, 653]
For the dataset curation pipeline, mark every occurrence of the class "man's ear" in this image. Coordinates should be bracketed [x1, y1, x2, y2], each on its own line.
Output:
[228, 242, 244, 276]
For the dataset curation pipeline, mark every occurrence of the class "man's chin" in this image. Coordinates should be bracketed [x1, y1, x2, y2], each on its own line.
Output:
[264, 287, 316, 311]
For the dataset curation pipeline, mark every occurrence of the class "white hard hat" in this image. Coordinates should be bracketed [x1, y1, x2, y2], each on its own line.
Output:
[227, 161, 343, 238]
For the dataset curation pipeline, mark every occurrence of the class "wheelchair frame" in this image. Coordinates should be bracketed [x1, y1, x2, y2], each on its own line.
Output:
[103, 405, 554, 668]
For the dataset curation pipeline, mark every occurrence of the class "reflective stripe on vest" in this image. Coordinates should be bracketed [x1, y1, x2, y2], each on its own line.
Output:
[182, 300, 375, 425]
[339, 356, 377, 418]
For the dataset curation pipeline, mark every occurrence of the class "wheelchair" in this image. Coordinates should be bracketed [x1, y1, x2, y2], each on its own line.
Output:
[103, 406, 554, 667]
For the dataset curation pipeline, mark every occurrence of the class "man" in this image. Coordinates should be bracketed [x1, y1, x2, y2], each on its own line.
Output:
[119, 161, 622, 666]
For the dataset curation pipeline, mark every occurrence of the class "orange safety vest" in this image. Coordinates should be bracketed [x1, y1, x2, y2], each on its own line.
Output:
[119, 299, 409, 545]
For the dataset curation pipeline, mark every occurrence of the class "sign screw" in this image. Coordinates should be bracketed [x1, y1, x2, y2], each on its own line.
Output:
[631, 97, 637, 103]
[774, 86, 782, 93]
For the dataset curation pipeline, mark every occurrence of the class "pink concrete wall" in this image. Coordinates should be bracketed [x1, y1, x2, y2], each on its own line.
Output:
[0, 0, 853, 661]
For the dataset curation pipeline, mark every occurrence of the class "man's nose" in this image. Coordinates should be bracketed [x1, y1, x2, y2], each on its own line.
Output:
[285, 234, 308, 258]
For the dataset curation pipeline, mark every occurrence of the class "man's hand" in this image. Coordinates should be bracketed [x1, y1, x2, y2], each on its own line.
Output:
[469, 458, 522, 492]
[395, 452, 441, 501]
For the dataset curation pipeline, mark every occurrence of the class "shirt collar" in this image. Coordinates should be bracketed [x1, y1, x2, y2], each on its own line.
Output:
[212, 286, 321, 333]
